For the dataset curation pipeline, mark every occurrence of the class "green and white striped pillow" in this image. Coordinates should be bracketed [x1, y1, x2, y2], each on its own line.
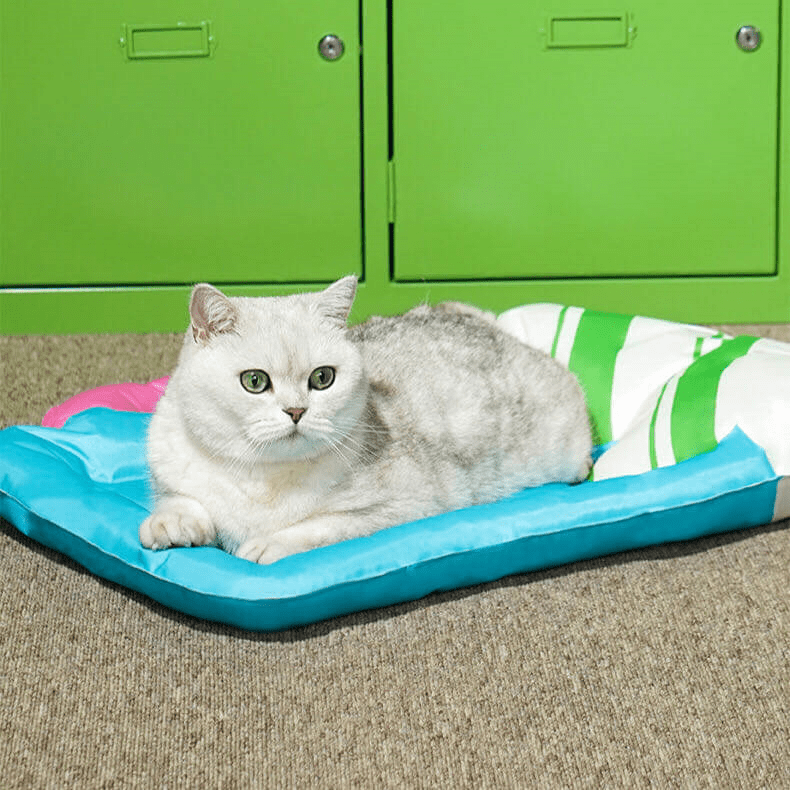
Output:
[498, 304, 790, 487]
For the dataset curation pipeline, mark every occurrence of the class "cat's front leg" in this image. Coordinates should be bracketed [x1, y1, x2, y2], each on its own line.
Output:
[236, 512, 380, 565]
[236, 535, 298, 565]
[139, 495, 217, 550]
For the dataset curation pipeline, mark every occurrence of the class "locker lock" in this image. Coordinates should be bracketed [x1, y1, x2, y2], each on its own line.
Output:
[736, 26, 761, 51]
[318, 35, 345, 61]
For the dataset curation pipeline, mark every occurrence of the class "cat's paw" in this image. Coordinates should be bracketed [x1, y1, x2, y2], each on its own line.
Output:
[139, 497, 215, 550]
[235, 536, 293, 565]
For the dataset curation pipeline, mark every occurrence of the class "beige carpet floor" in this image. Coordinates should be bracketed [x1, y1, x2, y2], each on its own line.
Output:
[1, 328, 788, 788]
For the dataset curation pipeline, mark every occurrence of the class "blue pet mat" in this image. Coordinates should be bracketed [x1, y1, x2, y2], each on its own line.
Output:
[0, 407, 779, 631]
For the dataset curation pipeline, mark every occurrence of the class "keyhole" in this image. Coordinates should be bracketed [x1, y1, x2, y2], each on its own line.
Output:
[318, 34, 345, 61]
[736, 25, 761, 52]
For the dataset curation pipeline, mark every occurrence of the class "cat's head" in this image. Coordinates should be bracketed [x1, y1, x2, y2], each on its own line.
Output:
[172, 276, 368, 464]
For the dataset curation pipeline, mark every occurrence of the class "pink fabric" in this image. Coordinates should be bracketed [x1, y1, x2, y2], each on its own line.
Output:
[42, 377, 170, 428]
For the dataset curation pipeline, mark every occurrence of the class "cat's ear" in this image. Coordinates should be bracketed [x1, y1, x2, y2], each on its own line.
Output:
[316, 276, 357, 327]
[189, 283, 238, 344]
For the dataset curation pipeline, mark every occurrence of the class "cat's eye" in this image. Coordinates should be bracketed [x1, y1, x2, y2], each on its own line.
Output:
[240, 369, 270, 394]
[309, 366, 335, 390]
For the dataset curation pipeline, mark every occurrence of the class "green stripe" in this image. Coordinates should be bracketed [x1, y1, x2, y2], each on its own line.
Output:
[693, 332, 724, 360]
[550, 306, 568, 359]
[567, 310, 633, 445]
[670, 335, 759, 464]
[648, 380, 670, 470]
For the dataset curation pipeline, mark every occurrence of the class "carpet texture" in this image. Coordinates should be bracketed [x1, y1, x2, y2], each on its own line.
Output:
[1, 327, 788, 788]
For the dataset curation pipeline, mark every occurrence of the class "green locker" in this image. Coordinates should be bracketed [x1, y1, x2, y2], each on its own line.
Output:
[0, 1, 362, 286]
[0, 1, 788, 333]
[392, 1, 780, 279]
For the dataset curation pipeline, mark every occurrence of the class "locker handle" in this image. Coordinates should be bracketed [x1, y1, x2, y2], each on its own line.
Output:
[121, 22, 215, 60]
[544, 13, 634, 48]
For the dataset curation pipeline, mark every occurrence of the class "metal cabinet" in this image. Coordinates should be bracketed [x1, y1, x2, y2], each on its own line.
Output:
[392, 1, 779, 280]
[1, 1, 362, 286]
[0, 1, 788, 332]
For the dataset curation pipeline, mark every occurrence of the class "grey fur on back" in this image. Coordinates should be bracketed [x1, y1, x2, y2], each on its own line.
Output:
[349, 303, 592, 506]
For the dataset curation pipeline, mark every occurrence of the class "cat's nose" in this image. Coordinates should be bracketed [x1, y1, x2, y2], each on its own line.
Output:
[283, 407, 306, 424]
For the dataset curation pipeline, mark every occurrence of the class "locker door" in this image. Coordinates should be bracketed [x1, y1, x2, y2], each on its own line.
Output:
[392, 2, 779, 279]
[1, 1, 361, 285]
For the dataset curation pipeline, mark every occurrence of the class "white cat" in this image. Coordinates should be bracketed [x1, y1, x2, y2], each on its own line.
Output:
[140, 277, 592, 564]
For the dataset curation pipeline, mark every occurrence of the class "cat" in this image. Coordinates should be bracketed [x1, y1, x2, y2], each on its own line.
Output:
[139, 277, 592, 564]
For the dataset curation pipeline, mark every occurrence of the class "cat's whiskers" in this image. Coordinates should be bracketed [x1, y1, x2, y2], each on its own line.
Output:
[205, 411, 390, 482]
[323, 423, 384, 466]
[207, 427, 276, 483]
[312, 412, 390, 439]
[323, 439, 357, 472]
[306, 419, 360, 471]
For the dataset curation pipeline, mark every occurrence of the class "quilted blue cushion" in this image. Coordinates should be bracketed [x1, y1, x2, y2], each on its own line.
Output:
[0, 407, 779, 631]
